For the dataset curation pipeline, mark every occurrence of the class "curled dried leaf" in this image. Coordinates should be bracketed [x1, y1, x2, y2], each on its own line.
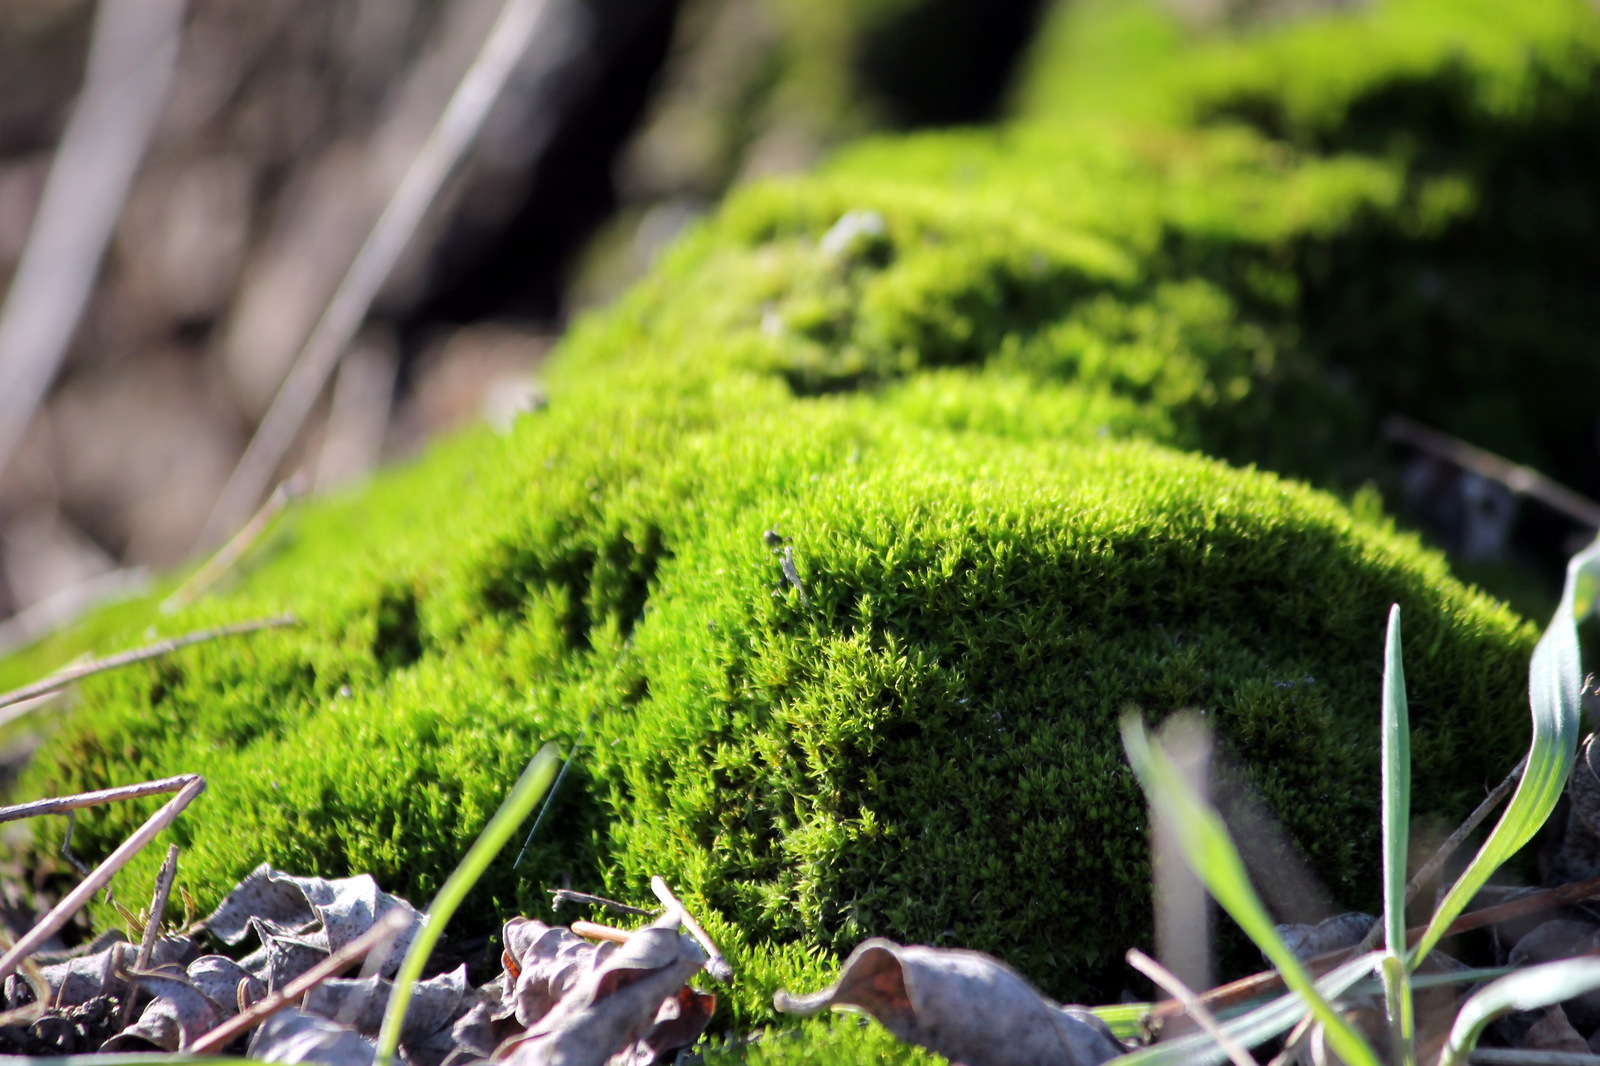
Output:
[775, 939, 1125, 1066]
[496, 912, 709, 1066]
[248, 1007, 377, 1066]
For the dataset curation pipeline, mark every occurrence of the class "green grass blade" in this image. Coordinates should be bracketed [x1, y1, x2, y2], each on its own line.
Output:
[1440, 957, 1600, 1066]
[375, 742, 562, 1066]
[1112, 951, 1383, 1066]
[1412, 537, 1600, 966]
[1120, 715, 1383, 1066]
[1381, 604, 1410, 959]
[1379, 606, 1414, 1066]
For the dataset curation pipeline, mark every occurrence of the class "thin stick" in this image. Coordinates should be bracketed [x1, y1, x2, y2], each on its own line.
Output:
[1149, 870, 1600, 1022]
[1385, 415, 1600, 530]
[188, 907, 411, 1054]
[570, 920, 632, 945]
[1468, 1052, 1600, 1066]
[651, 876, 733, 982]
[116, 844, 178, 1029]
[0, 615, 296, 712]
[164, 477, 305, 612]
[0, 0, 186, 481]
[549, 889, 654, 917]
[0, 776, 205, 983]
[1127, 949, 1258, 1066]
[0, 774, 200, 825]
[197, 0, 557, 547]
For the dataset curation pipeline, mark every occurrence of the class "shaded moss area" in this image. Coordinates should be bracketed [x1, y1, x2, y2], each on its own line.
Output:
[13, 0, 1597, 1025]
[1023, 0, 1600, 495]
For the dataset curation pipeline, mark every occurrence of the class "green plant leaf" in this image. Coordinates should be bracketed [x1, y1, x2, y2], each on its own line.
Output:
[1440, 956, 1600, 1066]
[1112, 950, 1383, 1066]
[1412, 536, 1600, 966]
[1120, 714, 1383, 1066]
[1379, 605, 1415, 1066]
[376, 742, 562, 1066]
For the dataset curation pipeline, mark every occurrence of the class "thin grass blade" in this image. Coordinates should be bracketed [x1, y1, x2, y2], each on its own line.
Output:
[1413, 537, 1600, 966]
[1380, 606, 1416, 1066]
[1120, 714, 1383, 1066]
[1440, 957, 1600, 1066]
[375, 743, 561, 1066]
[1112, 951, 1384, 1066]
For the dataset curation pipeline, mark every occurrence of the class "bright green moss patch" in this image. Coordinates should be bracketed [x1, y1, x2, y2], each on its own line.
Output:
[23, 389, 1534, 1018]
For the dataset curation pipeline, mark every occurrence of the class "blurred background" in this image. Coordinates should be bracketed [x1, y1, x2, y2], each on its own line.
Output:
[0, 0, 1588, 649]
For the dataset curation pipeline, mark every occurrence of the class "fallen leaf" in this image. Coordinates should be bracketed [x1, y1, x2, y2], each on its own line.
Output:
[301, 964, 473, 1066]
[775, 939, 1125, 1066]
[1524, 1005, 1589, 1053]
[203, 864, 419, 977]
[248, 1006, 377, 1066]
[496, 912, 710, 1066]
[100, 967, 219, 1052]
[186, 954, 264, 1020]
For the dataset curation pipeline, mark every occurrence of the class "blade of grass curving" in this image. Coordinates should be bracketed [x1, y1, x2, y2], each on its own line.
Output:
[375, 743, 560, 1066]
[1113, 950, 1383, 1066]
[1380, 606, 1415, 1066]
[1440, 957, 1600, 1066]
[1120, 714, 1383, 1066]
[1413, 537, 1600, 966]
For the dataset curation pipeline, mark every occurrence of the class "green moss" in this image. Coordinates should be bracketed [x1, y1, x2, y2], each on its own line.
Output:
[1021, 0, 1600, 491]
[20, 389, 1534, 1018]
[9, 0, 1592, 1032]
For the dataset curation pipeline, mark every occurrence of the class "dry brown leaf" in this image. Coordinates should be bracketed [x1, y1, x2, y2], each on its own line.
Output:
[774, 939, 1125, 1066]
[99, 967, 220, 1052]
[495, 912, 710, 1066]
[203, 864, 420, 978]
[186, 954, 264, 1021]
[247, 1006, 377, 1065]
[301, 964, 473, 1066]
[1524, 1005, 1590, 1053]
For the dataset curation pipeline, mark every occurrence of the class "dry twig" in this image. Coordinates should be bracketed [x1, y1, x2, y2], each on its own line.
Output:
[164, 477, 305, 612]
[0, 615, 296, 713]
[188, 906, 413, 1054]
[116, 843, 179, 1029]
[1128, 949, 1257, 1066]
[199, 0, 559, 546]
[0, 774, 201, 825]
[652, 876, 733, 982]
[0, 775, 205, 982]
[1385, 415, 1600, 530]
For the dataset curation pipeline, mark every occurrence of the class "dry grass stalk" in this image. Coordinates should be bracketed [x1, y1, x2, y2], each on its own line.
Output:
[0, 614, 297, 713]
[163, 477, 305, 612]
[0, 0, 186, 480]
[198, 0, 559, 547]
[1128, 948, 1258, 1066]
[571, 920, 632, 945]
[1385, 415, 1600, 531]
[187, 907, 413, 1054]
[651, 876, 732, 982]
[116, 843, 179, 1029]
[0, 775, 205, 983]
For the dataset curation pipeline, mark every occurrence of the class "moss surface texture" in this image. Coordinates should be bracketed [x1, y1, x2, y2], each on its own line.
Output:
[11, 0, 1600, 1021]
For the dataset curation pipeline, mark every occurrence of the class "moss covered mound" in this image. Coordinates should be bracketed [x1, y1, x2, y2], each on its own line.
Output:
[12, 0, 1595, 1020]
[26, 378, 1533, 1008]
